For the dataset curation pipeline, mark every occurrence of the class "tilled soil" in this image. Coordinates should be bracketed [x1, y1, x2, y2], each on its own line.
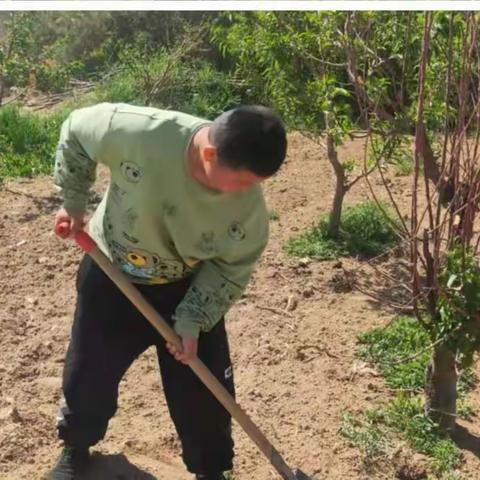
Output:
[1, 133, 479, 480]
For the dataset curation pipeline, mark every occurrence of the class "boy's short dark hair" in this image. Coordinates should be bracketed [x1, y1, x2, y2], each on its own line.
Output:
[209, 105, 287, 177]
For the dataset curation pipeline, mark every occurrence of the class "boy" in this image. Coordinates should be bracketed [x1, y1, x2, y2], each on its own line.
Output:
[49, 102, 287, 480]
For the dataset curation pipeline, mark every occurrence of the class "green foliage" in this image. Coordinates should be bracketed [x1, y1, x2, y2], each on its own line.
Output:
[383, 135, 414, 176]
[352, 315, 475, 476]
[365, 132, 414, 176]
[340, 411, 390, 468]
[341, 398, 462, 476]
[0, 151, 51, 180]
[0, 13, 36, 90]
[0, 11, 471, 134]
[440, 473, 465, 480]
[386, 396, 461, 473]
[35, 59, 85, 93]
[95, 35, 174, 104]
[25, 12, 113, 69]
[182, 62, 241, 119]
[456, 398, 475, 420]
[342, 158, 356, 174]
[0, 106, 69, 180]
[353, 316, 474, 476]
[211, 12, 354, 138]
[393, 150, 414, 176]
[284, 220, 346, 260]
[421, 13, 465, 132]
[341, 201, 399, 255]
[358, 316, 476, 395]
[214, 12, 416, 134]
[0, 12, 221, 97]
[95, 70, 141, 104]
[358, 316, 431, 391]
[341, 397, 463, 477]
[95, 40, 240, 119]
[436, 247, 480, 368]
[284, 201, 398, 259]
[212, 11, 475, 140]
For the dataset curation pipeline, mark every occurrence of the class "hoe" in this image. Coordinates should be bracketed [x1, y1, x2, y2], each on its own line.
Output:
[55, 226, 315, 480]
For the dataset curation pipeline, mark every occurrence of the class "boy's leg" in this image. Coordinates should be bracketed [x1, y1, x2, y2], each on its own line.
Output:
[156, 319, 235, 476]
[57, 255, 154, 448]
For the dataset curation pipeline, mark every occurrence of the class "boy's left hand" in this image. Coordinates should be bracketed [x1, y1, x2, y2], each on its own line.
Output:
[166, 335, 198, 365]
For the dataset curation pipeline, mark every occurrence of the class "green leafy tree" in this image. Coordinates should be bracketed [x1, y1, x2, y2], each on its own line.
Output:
[370, 12, 480, 432]
[0, 12, 35, 104]
[212, 12, 421, 238]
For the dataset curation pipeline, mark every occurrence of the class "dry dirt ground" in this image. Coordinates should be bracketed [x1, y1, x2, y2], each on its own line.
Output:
[1, 134, 479, 480]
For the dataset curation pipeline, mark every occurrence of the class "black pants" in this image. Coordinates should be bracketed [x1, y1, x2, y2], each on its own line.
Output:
[57, 255, 235, 475]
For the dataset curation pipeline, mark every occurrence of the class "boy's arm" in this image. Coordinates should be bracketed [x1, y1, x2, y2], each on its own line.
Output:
[173, 218, 269, 339]
[54, 103, 115, 215]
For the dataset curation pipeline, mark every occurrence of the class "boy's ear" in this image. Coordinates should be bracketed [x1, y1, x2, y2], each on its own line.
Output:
[203, 145, 217, 164]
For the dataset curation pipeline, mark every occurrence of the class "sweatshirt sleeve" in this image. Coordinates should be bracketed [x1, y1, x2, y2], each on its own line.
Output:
[54, 103, 115, 214]
[173, 208, 269, 339]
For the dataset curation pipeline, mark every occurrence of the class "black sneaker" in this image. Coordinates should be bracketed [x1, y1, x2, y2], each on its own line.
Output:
[48, 446, 90, 480]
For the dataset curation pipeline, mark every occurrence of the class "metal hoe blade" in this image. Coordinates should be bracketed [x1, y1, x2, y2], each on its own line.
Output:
[293, 469, 319, 480]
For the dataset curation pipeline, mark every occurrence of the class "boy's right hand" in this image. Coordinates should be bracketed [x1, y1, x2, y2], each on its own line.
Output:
[54, 208, 85, 238]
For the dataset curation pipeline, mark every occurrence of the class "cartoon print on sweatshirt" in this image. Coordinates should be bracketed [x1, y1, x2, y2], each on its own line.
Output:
[109, 240, 193, 282]
[56, 143, 96, 178]
[122, 231, 140, 244]
[121, 161, 143, 183]
[162, 201, 177, 217]
[176, 281, 240, 332]
[110, 182, 127, 205]
[228, 221, 246, 241]
[105, 207, 140, 244]
[122, 207, 139, 231]
[196, 232, 218, 255]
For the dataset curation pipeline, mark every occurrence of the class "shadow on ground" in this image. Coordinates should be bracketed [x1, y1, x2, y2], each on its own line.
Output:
[2, 184, 102, 223]
[349, 253, 413, 316]
[82, 452, 158, 480]
[452, 423, 480, 460]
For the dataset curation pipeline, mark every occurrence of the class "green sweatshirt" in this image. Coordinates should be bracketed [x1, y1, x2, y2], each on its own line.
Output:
[54, 103, 269, 339]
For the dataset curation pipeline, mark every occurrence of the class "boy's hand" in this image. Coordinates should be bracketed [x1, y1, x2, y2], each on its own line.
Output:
[166, 335, 198, 365]
[54, 207, 85, 238]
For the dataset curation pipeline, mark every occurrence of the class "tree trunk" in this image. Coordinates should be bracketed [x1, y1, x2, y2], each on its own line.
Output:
[0, 77, 5, 107]
[329, 179, 346, 239]
[425, 343, 457, 432]
[326, 133, 346, 238]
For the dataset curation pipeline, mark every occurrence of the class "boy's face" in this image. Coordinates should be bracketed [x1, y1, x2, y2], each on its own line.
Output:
[201, 146, 267, 193]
